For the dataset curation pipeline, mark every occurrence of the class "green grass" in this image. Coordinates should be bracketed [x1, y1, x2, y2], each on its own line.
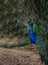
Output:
[0, 40, 30, 48]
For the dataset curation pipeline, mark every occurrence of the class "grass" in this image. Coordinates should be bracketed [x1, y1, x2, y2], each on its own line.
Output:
[0, 40, 30, 48]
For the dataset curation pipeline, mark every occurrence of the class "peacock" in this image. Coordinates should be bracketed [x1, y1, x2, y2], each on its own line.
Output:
[28, 19, 37, 44]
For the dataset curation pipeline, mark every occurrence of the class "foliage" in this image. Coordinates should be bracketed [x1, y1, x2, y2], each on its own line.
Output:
[0, 0, 48, 64]
[0, 38, 30, 48]
[0, 0, 29, 37]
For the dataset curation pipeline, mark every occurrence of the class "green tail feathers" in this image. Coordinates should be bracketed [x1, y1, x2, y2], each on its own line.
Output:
[33, 23, 38, 35]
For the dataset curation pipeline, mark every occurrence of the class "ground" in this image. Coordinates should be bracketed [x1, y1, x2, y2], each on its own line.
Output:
[0, 44, 45, 65]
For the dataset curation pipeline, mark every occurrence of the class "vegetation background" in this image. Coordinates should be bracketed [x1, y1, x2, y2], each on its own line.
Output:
[0, 0, 48, 64]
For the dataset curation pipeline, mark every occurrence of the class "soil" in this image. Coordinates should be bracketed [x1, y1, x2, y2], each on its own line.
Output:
[0, 44, 45, 65]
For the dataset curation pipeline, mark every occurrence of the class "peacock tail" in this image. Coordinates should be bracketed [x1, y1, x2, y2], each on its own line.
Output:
[33, 23, 38, 36]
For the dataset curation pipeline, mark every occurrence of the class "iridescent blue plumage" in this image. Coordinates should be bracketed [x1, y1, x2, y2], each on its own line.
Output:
[29, 25, 36, 44]
[28, 19, 36, 44]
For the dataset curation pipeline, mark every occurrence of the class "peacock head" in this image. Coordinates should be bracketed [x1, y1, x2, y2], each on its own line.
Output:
[28, 18, 33, 26]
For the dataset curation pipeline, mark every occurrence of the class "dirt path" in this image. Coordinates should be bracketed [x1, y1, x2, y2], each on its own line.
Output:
[0, 44, 44, 65]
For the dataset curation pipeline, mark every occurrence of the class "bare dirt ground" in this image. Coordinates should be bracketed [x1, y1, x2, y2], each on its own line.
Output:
[0, 44, 45, 65]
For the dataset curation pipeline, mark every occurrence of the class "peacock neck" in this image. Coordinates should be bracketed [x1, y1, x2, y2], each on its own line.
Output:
[30, 25, 33, 32]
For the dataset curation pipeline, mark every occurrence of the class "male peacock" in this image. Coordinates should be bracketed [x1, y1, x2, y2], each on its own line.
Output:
[28, 19, 37, 44]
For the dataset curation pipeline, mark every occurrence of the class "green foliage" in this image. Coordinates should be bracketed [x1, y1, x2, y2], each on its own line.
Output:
[0, 0, 48, 64]
[0, 0, 29, 37]
[0, 34, 4, 39]
[0, 38, 30, 48]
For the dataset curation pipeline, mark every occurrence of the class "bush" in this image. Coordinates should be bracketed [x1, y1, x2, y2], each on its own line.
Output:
[0, 0, 48, 64]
